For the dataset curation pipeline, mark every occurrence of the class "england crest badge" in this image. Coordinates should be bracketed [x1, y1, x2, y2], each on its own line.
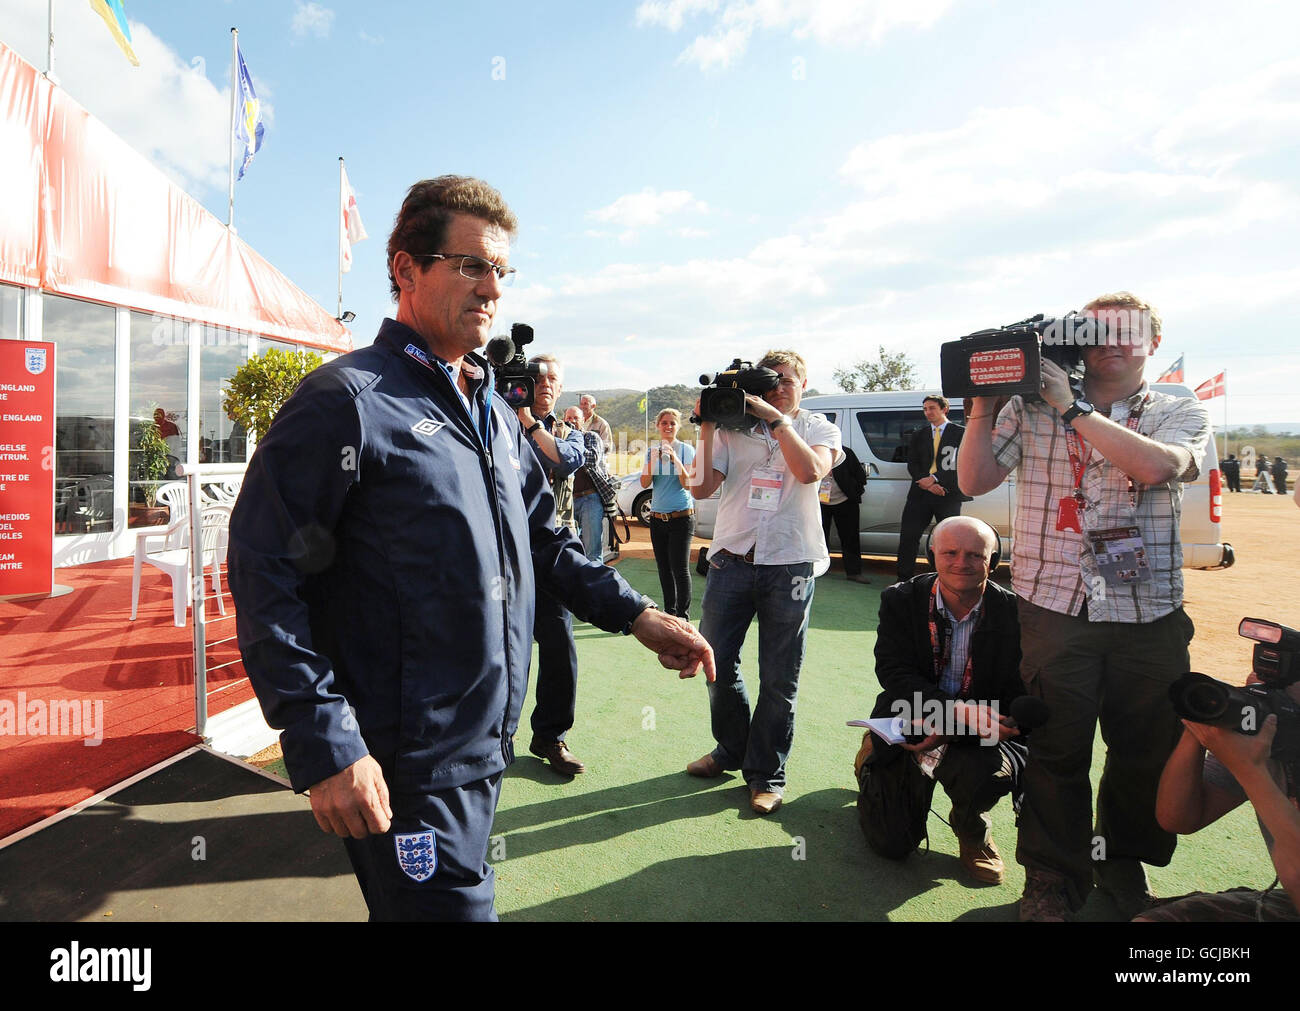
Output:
[24, 348, 47, 375]
[394, 830, 438, 882]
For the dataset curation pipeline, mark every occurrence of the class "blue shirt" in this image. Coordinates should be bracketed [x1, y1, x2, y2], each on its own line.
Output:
[646, 440, 695, 514]
[526, 414, 584, 478]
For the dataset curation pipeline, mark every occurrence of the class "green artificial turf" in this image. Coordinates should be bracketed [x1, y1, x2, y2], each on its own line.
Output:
[490, 558, 1275, 921]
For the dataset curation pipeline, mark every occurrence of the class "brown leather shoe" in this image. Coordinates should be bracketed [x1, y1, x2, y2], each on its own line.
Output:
[958, 836, 1005, 885]
[750, 789, 782, 815]
[686, 753, 723, 778]
[529, 738, 586, 775]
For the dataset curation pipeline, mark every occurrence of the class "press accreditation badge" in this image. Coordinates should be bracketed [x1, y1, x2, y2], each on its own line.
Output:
[748, 468, 783, 512]
[1089, 525, 1152, 586]
[818, 476, 833, 504]
[1055, 496, 1083, 533]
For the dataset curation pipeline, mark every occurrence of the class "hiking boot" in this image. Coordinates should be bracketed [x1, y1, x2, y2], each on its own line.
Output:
[1020, 870, 1070, 922]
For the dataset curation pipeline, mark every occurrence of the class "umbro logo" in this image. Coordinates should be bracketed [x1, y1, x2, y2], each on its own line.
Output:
[411, 418, 446, 436]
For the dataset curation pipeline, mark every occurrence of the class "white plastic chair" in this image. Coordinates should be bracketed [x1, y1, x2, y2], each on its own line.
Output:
[131, 505, 230, 627]
[153, 481, 189, 530]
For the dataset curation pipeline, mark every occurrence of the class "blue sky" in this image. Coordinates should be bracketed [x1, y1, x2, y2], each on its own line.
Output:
[2, 0, 1298, 423]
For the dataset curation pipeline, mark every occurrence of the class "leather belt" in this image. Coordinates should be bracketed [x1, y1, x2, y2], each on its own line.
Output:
[650, 509, 694, 521]
[574, 489, 600, 498]
[714, 546, 756, 564]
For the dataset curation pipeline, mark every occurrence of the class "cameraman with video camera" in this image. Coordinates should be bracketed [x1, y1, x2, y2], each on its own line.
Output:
[686, 350, 843, 815]
[1140, 620, 1300, 921]
[958, 291, 1211, 920]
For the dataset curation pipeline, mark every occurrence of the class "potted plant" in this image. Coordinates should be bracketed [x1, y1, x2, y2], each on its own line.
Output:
[129, 409, 171, 525]
[222, 347, 325, 442]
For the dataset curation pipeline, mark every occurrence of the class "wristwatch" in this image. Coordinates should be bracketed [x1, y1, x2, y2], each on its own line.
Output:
[525, 421, 543, 437]
[1061, 399, 1095, 424]
[769, 417, 788, 433]
[622, 596, 658, 635]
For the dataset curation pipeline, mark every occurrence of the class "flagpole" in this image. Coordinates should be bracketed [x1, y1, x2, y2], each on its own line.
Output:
[46, 0, 55, 78]
[1223, 368, 1229, 459]
[644, 392, 649, 449]
[227, 28, 238, 229]
[337, 157, 346, 318]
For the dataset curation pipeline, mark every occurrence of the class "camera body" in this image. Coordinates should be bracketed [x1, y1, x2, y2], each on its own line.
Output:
[938, 313, 1108, 402]
[488, 323, 546, 410]
[690, 359, 781, 431]
[1169, 619, 1300, 762]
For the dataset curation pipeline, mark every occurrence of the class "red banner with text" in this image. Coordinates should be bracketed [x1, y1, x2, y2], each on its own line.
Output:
[0, 340, 54, 597]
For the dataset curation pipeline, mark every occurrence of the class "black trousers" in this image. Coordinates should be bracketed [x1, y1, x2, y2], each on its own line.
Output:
[896, 487, 963, 581]
[820, 499, 862, 576]
[530, 585, 577, 744]
[649, 513, 696, 619]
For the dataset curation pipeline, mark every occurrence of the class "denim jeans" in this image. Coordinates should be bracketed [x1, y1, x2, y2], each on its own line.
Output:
[574, 492, 605, 562]
[699, 553, 815, 794]
[649, 512, 696, 618]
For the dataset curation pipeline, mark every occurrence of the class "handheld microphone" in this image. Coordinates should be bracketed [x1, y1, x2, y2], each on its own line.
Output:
[485, 335, 515, 367]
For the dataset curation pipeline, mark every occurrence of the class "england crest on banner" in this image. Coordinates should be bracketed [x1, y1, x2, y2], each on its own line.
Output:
[394, 830, 438, 882]
[24, 348, 47, 375]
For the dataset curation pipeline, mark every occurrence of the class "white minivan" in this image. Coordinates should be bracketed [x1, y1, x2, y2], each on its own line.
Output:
[621, 386, 1235, 570]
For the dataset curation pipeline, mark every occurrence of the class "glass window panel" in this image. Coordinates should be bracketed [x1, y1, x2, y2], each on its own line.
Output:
[128, 311, 188, 527]
[199, 325, 250, 464]
[43, 295, 115, 534]
[0, 284, 22, 339]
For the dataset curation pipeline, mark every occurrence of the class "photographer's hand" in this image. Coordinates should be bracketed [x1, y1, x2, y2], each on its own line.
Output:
[1039, 358, 1076, 413]
[743, 393, 783, 425]
[1184, 715, 1276, 778]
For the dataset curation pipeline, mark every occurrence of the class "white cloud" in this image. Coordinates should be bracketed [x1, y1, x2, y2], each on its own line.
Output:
[291, 2, 335, 40]
[637, 0, 957, 69]
[588, 188, 709, 230]
[0, 3, 257, 194]
[359, 30, 384, 46]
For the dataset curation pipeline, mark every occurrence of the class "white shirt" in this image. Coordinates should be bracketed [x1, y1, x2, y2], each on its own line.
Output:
[709, 409, 844, 566]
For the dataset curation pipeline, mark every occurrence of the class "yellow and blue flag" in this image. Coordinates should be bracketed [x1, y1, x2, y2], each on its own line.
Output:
[88, 0, 140, 66]
[234, 44, 265, 180]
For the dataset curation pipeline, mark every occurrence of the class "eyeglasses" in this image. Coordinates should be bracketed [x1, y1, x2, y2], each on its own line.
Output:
[411, 253, 516, 286]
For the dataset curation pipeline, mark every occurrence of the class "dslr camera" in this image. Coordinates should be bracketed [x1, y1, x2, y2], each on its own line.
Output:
[1169, 618, 1300, 763]
[486, 323, 546, 409]
[938, 313, 1110, 402]
[690, 359, 781, 431]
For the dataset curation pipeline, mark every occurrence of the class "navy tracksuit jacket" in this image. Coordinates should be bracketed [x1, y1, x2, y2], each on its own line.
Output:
[227, 318, 645, 801]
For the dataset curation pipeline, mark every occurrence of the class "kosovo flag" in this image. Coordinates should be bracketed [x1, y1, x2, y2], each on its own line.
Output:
[89, 0, 140, 66]
[234, 44, 265, 180]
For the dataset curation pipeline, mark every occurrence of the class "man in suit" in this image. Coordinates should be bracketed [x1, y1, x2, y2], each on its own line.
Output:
[896, 395, 967, 582]
[857, 516, 1026, 883]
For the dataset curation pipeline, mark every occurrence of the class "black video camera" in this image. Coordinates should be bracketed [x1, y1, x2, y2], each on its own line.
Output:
[938, 313, 1110, 402]
[690, 359, 781, 431]
[1169, 618, 1300, 762]
[486, 323, 545, 410]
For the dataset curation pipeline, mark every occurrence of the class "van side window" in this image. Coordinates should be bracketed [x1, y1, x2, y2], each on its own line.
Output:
[855, 406, 966, 463]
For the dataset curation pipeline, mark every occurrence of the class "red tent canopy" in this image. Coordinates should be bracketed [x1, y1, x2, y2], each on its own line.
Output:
[0, 41, 350, 353]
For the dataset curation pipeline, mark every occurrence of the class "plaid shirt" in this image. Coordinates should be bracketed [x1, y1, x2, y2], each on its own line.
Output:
[990, 382, 1210, 622]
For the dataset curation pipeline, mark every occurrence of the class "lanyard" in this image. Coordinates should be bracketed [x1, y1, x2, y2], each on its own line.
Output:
[1063, 393, 1148, 510]
[928, 580, 980, 698]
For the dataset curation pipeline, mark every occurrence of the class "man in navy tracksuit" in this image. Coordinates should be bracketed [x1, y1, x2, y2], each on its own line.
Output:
[228, 176, 713, 921]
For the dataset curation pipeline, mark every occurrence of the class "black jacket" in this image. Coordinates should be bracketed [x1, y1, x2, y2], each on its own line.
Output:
[869, 573, 1025, 743]
[906, 421, 968, 500]
[830, 446, 868, 504]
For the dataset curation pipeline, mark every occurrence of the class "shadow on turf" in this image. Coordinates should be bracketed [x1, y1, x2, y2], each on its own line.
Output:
[495, 779, 1030, 920]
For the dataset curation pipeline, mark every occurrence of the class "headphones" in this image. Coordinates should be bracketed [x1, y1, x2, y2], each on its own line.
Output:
[925, 522, 1001, 571]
